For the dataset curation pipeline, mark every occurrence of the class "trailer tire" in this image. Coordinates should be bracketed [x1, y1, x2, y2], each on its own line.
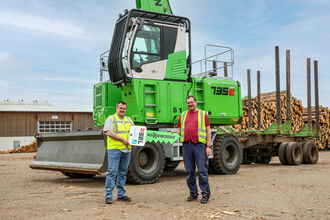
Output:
[127, 142, 165, 184]
[302, 142, 319, 164]
[286, 142, 303, 165]
[61, 172, 96, 178]
[255, 155, 272, 164]
[242, 149, 254, 164]
[278, 142, 289, 165]
[209, 134, 242, 174]
[164, 159, 180, 172]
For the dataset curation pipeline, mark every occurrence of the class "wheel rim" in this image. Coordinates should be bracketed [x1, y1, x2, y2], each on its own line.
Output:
[137, 145, 158, 174]
[294, 146, 302, 161]
[224, 144, 238, 166]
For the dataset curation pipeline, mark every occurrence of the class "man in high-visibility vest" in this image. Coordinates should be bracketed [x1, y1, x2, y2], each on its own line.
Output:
[175, 96, 212, 204]
[104, 101, 134, 204]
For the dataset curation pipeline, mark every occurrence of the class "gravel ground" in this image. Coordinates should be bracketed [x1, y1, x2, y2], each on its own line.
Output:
[0, 151, 330, 220]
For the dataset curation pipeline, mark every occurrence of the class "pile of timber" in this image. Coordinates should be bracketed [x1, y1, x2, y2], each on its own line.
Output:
[0, 140, 38, 154]
[234, 91, 305, 133]
[233, 90, 329, 149]
[302, 106, 330, 149]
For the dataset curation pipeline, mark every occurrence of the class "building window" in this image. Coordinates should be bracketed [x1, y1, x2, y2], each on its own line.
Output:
[38, 121, 72, 133]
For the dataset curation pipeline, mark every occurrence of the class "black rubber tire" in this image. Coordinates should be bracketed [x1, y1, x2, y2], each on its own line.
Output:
[302, 142, 319, 164]
[61, 172, 96, 178]
[209, 134, 242, 174]
[291, 142, 303, 165]
[164, 159, 180, 172]
[127, 142, 165, 184]
[242, 149, 254, 164]
[286, 142, 303, 165]
[255, 155, 272, 164]
[278, 142, 289, 165]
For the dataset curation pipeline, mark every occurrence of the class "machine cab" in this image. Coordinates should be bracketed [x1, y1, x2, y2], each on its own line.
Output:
[108, 9, 191, 84]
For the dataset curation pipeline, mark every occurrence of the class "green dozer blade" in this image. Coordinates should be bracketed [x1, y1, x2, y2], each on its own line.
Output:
[30, 130, 107, 175]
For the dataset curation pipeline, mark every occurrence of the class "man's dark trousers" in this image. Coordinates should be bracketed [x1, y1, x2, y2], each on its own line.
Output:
[182, 143, 210, 197]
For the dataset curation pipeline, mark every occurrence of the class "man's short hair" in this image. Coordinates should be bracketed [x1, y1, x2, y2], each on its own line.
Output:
[116, 101, 127, 108]
[186, 95, 196, 102]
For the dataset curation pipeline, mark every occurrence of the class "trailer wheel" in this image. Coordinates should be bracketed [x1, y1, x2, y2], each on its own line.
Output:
[242, 149, 254, 164]
[255, 155, 272, 164]
[164, 159, 180, 171]
[286, 142, 303, 165]
[61, 172, 96, 178]
[209, 134, 242, 174]
[278, 142, 289, 165]
[302, 142, 319, 164]
[127, 142, 165, 184]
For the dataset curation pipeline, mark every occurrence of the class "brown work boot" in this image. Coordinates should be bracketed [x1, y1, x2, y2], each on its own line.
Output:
[187, 194, 198, 202]
[117, 196, 132, 202]
[105, 198, 112, 204]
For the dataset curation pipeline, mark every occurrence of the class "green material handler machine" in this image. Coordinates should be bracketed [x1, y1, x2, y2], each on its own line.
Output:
[30, 0, 244, 184]
[30, 0, 320, 184]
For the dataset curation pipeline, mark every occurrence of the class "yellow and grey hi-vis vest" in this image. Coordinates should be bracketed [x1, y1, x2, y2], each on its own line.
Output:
[107, 114, 134, 150]
[180, 110, 207, 144]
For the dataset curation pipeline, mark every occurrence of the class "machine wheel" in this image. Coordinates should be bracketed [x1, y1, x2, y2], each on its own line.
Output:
[242, 149, 254, 164]
[302, 142, 319, 164]
[286, 142, 303, 165]
[61, 172, 95, 178]
[209, 134, 242, 174]
[255, 155, 272, 164]
[164, 159, 180, 172]
[278, 142, 289, 165]
[127, 142, 165, 184]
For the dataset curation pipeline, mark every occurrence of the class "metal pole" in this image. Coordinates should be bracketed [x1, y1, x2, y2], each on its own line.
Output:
[286, 50, 291, 121]
[257, 70, 261, 129]
[275, 46, 281, 125]
[224, 62, 228, 78]
[314, 60, 320, 134]
[247, 69, 253, 128]
[213, 60, 217, 74]
[307, 58, 312, 124]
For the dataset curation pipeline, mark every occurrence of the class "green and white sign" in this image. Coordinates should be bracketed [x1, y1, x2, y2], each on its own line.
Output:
[146, 130, 180, 144]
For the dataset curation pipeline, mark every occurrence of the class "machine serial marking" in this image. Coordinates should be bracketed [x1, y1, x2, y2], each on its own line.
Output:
[154, 0, 162, 6]
[211, 86, 235, 96]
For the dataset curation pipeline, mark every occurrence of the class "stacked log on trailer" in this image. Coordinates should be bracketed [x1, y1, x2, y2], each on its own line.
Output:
[234, 90, 305, 133]
[302, 106, 330, 149]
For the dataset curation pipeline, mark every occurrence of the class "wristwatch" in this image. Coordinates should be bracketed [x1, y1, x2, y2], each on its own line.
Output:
[206, 145, 211, 149]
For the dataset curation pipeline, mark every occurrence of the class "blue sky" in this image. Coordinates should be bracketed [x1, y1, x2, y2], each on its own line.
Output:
[0, 0, 329, 109]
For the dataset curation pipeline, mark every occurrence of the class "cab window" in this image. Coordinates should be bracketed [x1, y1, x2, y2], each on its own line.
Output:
[132, 25, 161, 68]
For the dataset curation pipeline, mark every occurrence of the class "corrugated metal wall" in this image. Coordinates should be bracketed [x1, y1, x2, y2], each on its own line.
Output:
[0, 112, 97, 137]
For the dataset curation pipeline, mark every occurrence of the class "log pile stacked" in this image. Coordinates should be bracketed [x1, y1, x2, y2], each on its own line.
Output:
[234, 91, 305, 133]
[302, 106, 330, 149]
[0, 140, 38, 154]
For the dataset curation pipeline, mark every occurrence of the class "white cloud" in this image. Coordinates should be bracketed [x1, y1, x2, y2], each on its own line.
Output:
[0, 51, 11, 64]
[0, 9, 96, 41]
[44, 77, 91, 84]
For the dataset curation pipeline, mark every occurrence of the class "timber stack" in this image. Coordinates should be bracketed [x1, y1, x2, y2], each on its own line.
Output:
[0, 140, 38, 154]
[234, 90, 305, 132]
[234, 90, 328, 149]
[302, 106, 330, 149]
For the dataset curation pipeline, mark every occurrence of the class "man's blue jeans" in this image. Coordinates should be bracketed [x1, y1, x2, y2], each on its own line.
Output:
[105, 149, 131, 199]
[182, 143, 210, 197]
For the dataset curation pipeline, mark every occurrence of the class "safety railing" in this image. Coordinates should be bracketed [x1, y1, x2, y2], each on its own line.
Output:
[191, 44, 234, 80]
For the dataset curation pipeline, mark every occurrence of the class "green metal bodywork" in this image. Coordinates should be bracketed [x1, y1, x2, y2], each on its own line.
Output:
[93, 78, 242, 127]
[136, 0, 173, 14]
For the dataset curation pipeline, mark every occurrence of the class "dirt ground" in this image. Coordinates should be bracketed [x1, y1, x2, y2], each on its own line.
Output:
[0, 152, 330, 220]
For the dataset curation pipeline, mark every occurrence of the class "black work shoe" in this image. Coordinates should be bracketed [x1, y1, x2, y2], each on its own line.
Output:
[105, 198, 112, 204]
[187, 194, 198, 202]
[200, 195, 209, 204]
[117, 196, 132, 202]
